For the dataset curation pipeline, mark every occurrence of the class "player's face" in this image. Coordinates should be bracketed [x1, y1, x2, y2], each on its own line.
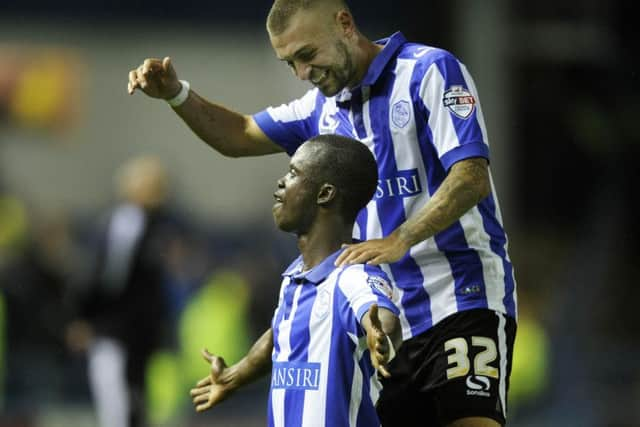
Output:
[272, 144, 319, 233]
[270, 10, 357, 96]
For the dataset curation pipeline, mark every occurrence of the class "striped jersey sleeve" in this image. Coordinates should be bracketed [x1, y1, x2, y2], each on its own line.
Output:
[253, 88, 319, 155]
[336, 265, 399, 325]
[416, 50, 490, 170]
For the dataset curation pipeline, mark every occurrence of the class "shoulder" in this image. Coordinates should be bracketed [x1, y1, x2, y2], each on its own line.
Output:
[335, 264, 393, 299]
[396, 43, 464, 78]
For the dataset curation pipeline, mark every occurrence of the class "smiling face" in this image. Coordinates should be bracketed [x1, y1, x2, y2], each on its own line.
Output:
[269, 8, 358, 96]
[272, 143, 321, 233]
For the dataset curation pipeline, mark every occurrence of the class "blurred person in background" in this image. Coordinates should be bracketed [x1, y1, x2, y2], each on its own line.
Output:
[66, 156, 178, 427]
[0, 198, 75, 426]
[128, 1, 517, 426]
[189, 134, 402, 426]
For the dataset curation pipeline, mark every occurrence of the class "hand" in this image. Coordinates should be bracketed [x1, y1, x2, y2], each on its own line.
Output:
[335, 232, 411, 267]
[366, 304, 393, 378]
[127, 56, 182, 99]
[189, 349, 233, 412]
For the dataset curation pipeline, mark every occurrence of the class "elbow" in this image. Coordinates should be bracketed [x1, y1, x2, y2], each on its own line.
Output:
[477, 177, 491, 202]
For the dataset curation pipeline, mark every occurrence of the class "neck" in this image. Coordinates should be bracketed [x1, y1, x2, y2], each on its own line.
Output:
[351, 33, 384, 87]
[297, 217, 353, 271]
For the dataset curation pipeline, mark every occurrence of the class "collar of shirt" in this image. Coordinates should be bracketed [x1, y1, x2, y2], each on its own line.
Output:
[335, 31, 407, 103]
[281, 248, 345, 286]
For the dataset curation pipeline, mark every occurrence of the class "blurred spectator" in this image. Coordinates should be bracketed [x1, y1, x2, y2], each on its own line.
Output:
[66, 156, 182, 427]
[0, 198, 76, 425]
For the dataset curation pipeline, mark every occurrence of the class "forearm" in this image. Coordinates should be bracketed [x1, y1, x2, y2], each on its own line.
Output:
[173, 91, 281, 157]
[395, 157, 491, 247]
[223, 328, 273, 388]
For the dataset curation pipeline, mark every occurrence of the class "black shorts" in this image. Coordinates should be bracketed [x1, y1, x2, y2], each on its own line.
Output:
[376, 309, 516, 427]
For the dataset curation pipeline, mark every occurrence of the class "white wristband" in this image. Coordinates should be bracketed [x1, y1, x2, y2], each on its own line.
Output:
[385, 335, 396, 362]
[166, 80, 190, 107]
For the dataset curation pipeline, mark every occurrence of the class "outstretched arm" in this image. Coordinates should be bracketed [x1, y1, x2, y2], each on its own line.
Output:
[128, 57, 284, 157]
[361, 304, 401, 378]
[190, 328, 274, 412]
[336, 157, 491, 266]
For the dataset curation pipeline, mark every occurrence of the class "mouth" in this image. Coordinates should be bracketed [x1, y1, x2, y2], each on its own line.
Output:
[273, 192, 284, 204]
[311, 69, 328, 85]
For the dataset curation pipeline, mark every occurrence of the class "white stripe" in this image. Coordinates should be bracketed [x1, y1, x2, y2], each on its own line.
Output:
[301, 273, 337, 427]
[459, 63, 489, 143]
[267, 89, 318, 123]
[337, 266, 378, 317]
[421, 62, 461, 157]
[459, 207, 506, 314]
[272, 284, 303, 427]
[496, 311, 508, 417]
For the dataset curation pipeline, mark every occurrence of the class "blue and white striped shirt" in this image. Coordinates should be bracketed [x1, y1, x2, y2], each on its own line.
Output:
[269, 249, 399, 427]
[255, 32, 517, 340]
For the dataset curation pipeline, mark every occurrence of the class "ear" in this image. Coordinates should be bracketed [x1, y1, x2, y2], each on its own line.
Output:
[335, 10, 355, 37]
[317, 183, 337, 206]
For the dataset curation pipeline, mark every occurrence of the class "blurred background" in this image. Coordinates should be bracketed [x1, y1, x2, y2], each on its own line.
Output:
[0, 0, 638, 426]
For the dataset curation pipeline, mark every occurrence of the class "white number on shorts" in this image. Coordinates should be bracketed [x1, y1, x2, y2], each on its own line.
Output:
[444, 336, 499, 380]
[444, 337, 470, 379]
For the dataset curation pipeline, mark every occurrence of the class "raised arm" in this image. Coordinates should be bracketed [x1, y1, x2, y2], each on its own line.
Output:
[128, 57, 284, 157]
[190, 328, 274, 412]
[336, 157, 491, 266]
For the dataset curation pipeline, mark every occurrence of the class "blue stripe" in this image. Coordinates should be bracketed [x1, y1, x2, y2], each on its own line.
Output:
[362, 73, 433, 336]
[283, 285, 316, 427]
[434, 54, 484, 145]
[355, 208, 368, 241]
[478, 195, 517, 318]
[325, 270, 355, 426]
[410, 63, 488, 313]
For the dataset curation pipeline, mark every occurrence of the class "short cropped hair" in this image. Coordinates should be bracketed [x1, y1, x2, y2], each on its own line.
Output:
[305, 134, 377, 223]
[267, 0, 350, 35]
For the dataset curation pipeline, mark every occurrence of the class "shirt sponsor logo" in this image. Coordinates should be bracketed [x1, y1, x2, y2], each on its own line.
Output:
[391, 100, 411, 128]
[466, 375, 491, 397]
[272, 362, 321, 390]
[375, 169, 422, 199]
[443, 85, 476, 119]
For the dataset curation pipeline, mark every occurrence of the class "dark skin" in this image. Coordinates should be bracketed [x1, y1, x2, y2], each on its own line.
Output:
[189, 142, 401, 412]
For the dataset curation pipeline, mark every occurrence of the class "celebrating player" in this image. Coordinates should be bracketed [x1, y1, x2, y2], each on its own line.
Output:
[129, 1, 517, 425]
[189, 134, 401, 426]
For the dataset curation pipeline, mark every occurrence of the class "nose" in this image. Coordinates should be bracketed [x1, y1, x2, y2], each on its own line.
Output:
[277, 176, 285, 188]
[295, 62, 312, 81]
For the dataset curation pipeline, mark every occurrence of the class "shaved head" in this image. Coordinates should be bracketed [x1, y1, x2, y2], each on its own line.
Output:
[267, 0, 350, 35]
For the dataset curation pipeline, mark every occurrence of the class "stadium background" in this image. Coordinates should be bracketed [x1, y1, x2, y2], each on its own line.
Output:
[0, 1, 638, 426]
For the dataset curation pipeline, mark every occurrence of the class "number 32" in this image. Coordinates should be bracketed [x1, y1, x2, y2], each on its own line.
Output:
[444, 337, 499, 380]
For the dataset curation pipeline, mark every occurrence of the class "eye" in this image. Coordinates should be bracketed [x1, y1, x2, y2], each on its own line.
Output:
[298, 50, 316, 62]
[287, 168, 297, 178]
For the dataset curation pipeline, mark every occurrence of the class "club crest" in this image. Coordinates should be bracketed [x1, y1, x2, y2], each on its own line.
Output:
[391, 100, 411, 128]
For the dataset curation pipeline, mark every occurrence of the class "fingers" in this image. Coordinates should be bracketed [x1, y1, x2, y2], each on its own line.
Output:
[162, 56, 173, 72]
[336, 243, 377, 266]
[128, 70, 139, 94]
[377, 364, 392, 378]
[127, 58, 164, 95]
[196, 375, 212, 387]
[201, 348, 214, 363]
